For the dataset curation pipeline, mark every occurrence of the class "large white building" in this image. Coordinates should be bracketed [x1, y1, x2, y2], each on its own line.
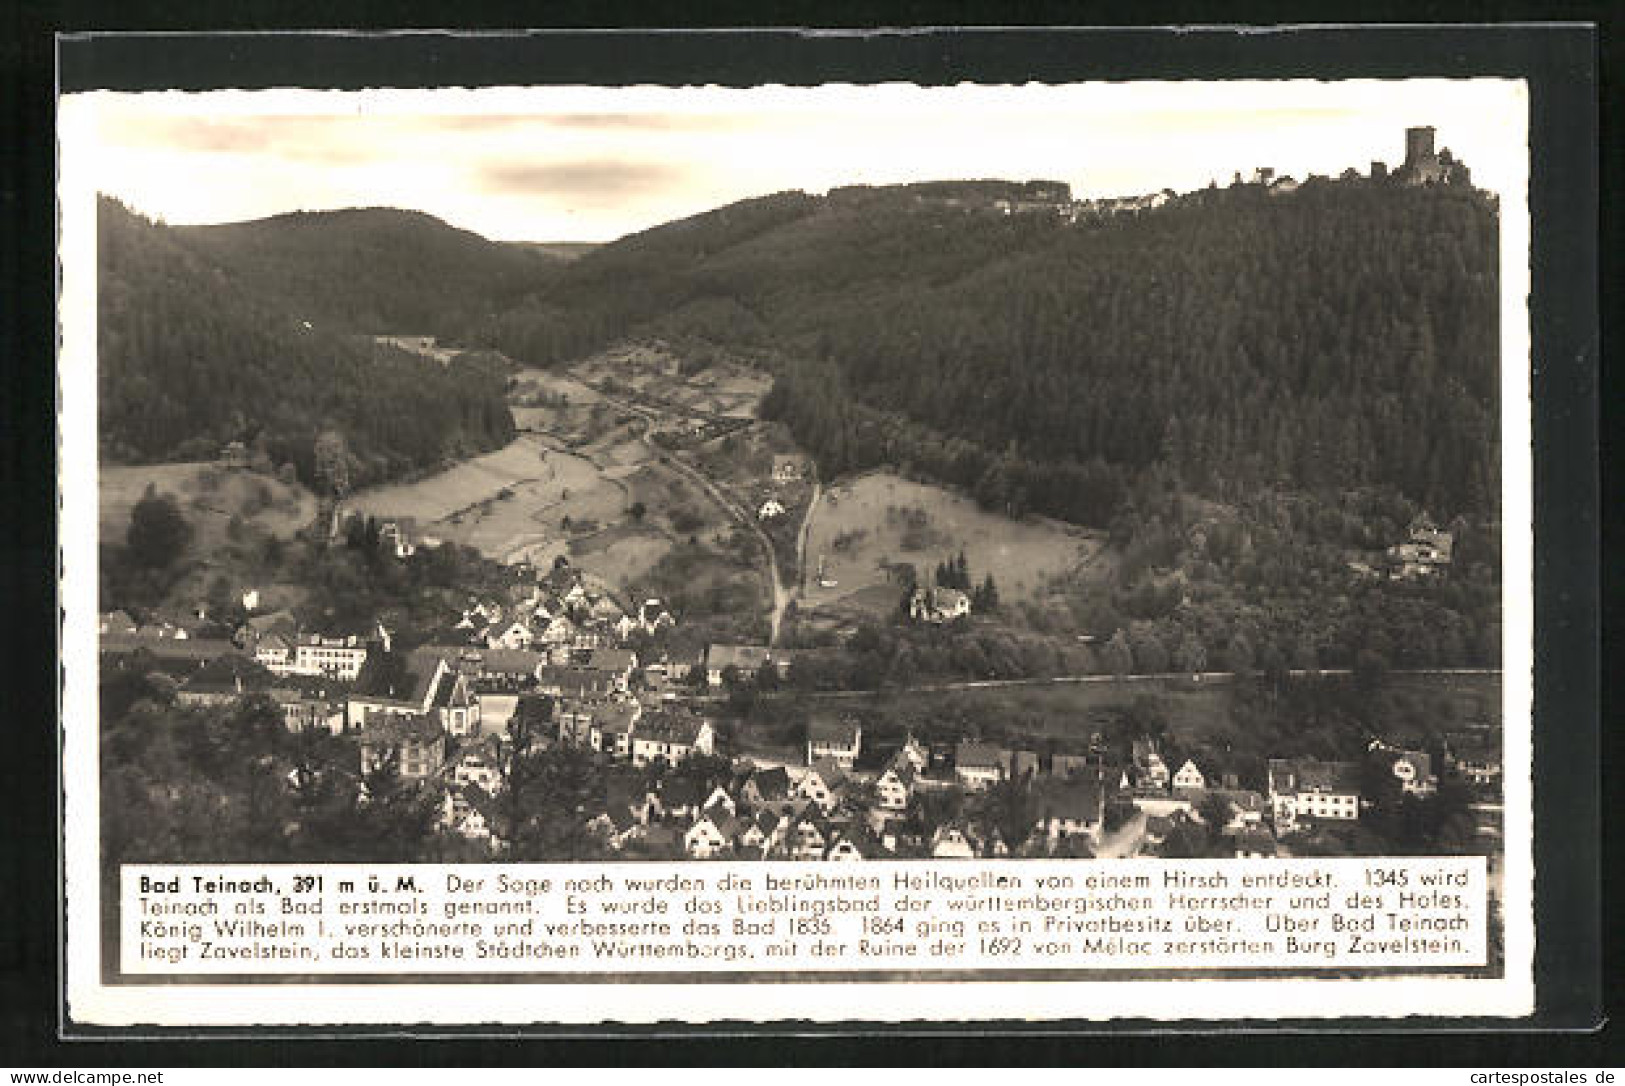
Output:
[1267, 758, 1362, 833]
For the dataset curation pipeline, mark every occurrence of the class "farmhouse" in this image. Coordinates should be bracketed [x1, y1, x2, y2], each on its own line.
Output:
[806, 719, 862, 768]
[1267, 758, 1362, 832]
[770, 455, 809, 484]
[757, 499, 785, 521]
[909, 586, 971, 624]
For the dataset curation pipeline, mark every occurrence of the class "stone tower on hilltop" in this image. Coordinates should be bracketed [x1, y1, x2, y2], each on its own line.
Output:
[1397, 125, 1468, 186]
[1404, 126, 1437, 170]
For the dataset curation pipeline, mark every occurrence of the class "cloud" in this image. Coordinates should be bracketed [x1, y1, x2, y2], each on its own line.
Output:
[101, 115, 381, 165]
[540, 112, 749, 131]
[474, 159, 694, 205]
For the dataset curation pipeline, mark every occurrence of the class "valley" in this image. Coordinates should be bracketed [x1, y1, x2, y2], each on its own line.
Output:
[94, 155, 1507, 868]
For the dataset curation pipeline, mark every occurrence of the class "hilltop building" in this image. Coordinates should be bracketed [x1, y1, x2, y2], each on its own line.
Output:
[1396, 126, 1471, 187]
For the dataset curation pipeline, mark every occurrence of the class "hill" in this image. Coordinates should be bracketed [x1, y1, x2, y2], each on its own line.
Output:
[469, 175, 1500, 526]
[97, 197, 516, 488]
[175, 207, 561, 340]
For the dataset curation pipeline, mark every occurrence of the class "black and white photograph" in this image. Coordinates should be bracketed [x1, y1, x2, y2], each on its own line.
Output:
[56, 66, 1542, 1026]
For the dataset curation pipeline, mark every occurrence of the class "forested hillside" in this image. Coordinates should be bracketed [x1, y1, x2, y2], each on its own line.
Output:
[175, 207, 560, 340]
[98, 197, 515, 488]
[473, 177, 1499, 526]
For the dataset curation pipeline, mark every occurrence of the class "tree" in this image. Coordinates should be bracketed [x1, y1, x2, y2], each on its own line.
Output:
[126, 484, 193, 568]
[972, 573, 1001, 612]
[313, 428, 352, 497]
[1224, 632, 1255, 676]
[1103, 630, 1134, 679]
[1173, 631, 1207, 674]
[629, 501, 647, 521]
[1131, 629, 1170, 674]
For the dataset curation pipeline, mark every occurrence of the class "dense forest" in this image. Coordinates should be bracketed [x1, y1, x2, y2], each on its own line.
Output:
[97, 197, 516, 488]
[469, 176, 1499, 527]
[175, 206, 561, 339]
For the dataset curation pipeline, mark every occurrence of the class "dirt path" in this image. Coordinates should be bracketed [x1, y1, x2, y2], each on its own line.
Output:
[795, 482, 822, 594]
[589, 386, 789, 645]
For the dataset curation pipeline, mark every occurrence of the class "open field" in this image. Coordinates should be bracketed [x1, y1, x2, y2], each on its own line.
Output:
[800, 472, 1106, 613]
[346, 436, 628, 563]
[100, 462, 316, 548]
[570, 342, 771, 419]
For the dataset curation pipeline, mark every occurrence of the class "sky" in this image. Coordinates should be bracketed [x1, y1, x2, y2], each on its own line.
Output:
[66, 81, 1528, 243]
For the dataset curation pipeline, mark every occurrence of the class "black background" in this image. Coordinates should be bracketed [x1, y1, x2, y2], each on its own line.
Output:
[2, 8, 1614, 1067]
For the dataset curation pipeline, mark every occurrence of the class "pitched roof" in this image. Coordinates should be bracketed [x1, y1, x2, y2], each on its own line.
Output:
[660, 773, 708, 808]
[637, 710, 708, 745]
[537, 665, 617, 699]
[808, 719, 861, 746]
[1032, 776, 1105, 823]
[806, 756, 849, 787]
[955, 741, 1005, 770]
[1268, 758, 1362, 796]
[359, 712, 445, 747]
[747, 766, 791, 801]
[100, 635, 242, 662]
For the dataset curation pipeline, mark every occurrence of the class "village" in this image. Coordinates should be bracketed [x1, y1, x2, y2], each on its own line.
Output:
[94, 125, 1502, 868]
[98, 531, 1503, 864]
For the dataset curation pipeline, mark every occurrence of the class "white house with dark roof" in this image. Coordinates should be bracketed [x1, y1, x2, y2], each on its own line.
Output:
[1267, 758, 1362, 832]
[704, 643, 780, 686]
[684, 816, 731, 860]
[909, 586, 971, 624]
[806, 719, 862, 768]
[954, 741, 1006, 790]
[1031, 775, 1107, 849]
[630, 710, 714, 767]
[797, 759, 847, 813]
[874, 760, 917, 811]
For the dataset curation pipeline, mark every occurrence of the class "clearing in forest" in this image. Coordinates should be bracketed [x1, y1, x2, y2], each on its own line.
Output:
[100, 462, 316, 548]
[800, 472, 1105, 614]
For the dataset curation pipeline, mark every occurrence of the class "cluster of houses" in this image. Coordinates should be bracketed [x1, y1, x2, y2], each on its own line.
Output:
[579, 732, 1117, 862]
[449, 566, 675, 663]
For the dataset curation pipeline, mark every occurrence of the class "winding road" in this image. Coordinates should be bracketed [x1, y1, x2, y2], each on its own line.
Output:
[592, 386, 815, 647]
